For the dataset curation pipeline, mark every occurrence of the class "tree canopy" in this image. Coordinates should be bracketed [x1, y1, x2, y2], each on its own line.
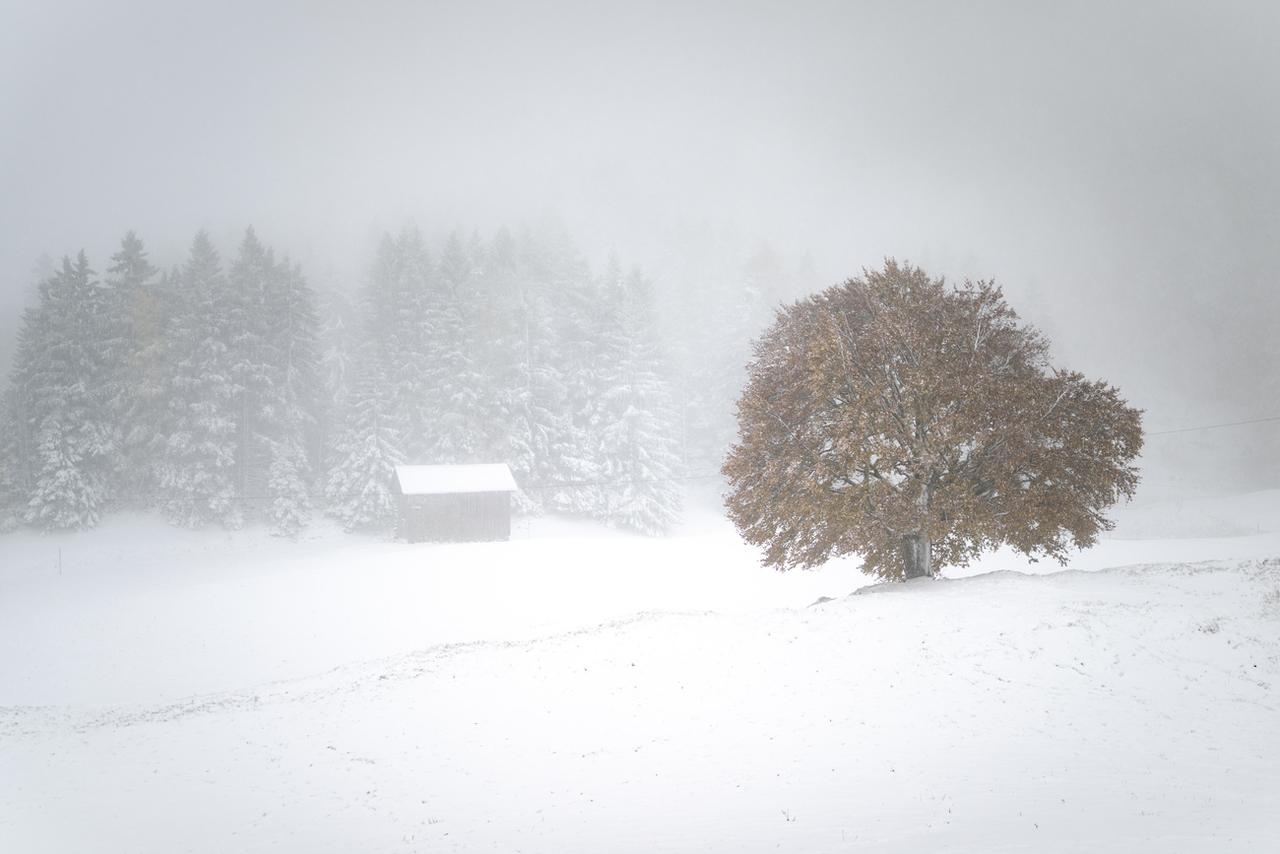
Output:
[723, 260, 1143, 580]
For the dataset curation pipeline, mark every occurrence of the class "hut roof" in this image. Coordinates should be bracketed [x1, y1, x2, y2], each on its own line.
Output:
[394, 463, 519, 496]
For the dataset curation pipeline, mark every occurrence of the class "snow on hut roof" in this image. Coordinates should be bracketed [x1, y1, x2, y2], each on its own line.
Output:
[394, 463, 519, 495]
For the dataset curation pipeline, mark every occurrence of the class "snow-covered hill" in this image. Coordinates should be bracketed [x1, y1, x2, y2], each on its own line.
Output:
[3, 498, 1280, 852]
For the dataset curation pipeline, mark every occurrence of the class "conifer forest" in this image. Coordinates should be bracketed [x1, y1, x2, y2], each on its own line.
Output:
[0, 225, 808, 537]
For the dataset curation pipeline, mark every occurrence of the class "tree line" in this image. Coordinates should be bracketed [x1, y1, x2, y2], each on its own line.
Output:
[0, 229, 326, 534]
[1, 222, 812, 537]
[321, 225, 684, 534]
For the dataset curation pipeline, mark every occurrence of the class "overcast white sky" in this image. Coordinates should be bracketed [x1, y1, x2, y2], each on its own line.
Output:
[3, 0, 1279, 438]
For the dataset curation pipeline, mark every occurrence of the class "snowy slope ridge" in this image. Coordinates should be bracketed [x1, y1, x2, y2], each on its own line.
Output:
[4, 559, 1278, 853]
[6, 506, 1280, 708]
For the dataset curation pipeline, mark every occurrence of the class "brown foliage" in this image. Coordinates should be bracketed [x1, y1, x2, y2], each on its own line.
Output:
[722, 260, 1143, 580]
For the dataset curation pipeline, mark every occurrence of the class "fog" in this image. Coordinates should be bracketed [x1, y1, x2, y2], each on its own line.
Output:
[4, 0, 1279, 492]
[8, 6, 1280, 849]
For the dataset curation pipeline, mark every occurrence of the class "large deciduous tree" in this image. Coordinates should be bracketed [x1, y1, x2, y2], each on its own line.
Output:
[723, 260, 1143, 580]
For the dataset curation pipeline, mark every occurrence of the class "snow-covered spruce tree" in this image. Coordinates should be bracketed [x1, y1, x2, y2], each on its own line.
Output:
[547, 252, 683, 532]
[506, 227, 587, 513]
[101, 230, 160, 501]
[465, 226, 584, 514]
[474, 227, 541, 511]
[423, 231, 490, 463]
[323, 345, 403, 531]
[321, 230, 426, 532]
[267, 437, 311, 537]
[18, 253, 115, 529]
[151, 232, 241, 528]
[316, 289, 359, 469]
[3, 302, 44, 521]
[723, 260, 1143, 579]
[593, 265, 683, 534]
[367, 227, 434, 460]
[259, 258, 322, 535]
[0, 389, 29, 530]
[129, 265, 181, 503]
[207, 229, 324, 535]
[225, 227, 278, 509]
[552, 260, 615, 516]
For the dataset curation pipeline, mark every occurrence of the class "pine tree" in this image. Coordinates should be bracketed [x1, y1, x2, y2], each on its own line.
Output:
[267, 438, 311, 537]
[259, 258, 321, 534]
[29, 420, 104, 529]
[594, 266, 683, 534]
[152, 232, 241, 528]
[357, 228, 435, 461]
[226, 227, 278, 507]
[552, 260, 614, 516]
[4, 304, 43, 521]
[317, 289, 358, 464]
[321, 230, 419, 532]
[473, 227, 567, 513]
[198, 229, 325, 534]
[102, 230, 160, 501]
[521, 238, 580, 509]
[130, 266, 180, 503]
[323, 346, 403, 531]
[19, 253, 114, 529]
[424, 231, 489, 462]
[391, 227, 436, 460]
[0, 389, 28, 530]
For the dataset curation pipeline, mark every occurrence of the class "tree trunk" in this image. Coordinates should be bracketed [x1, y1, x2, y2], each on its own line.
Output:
[901, 532, 932, 579]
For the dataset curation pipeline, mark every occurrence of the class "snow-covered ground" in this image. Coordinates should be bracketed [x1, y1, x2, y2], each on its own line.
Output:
[3, 492, 1280, 852]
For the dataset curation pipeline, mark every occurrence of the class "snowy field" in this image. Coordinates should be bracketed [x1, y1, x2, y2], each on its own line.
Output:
[3, 492, 1280, 852]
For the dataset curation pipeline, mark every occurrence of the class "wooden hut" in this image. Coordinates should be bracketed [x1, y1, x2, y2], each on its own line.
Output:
[393, 463, 518, 543]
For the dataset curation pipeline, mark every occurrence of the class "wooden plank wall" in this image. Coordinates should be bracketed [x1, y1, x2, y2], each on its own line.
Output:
[400, 492, 511, 543]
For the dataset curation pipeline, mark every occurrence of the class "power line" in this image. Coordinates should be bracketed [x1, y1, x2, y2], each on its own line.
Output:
[1146, 414, 1280, 437]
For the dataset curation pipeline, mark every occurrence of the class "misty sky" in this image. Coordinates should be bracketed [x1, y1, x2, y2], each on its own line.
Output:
[4, 0, 1279, 442]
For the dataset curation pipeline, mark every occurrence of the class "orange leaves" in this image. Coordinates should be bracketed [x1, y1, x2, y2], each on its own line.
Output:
[723, 260, 1143, 579]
